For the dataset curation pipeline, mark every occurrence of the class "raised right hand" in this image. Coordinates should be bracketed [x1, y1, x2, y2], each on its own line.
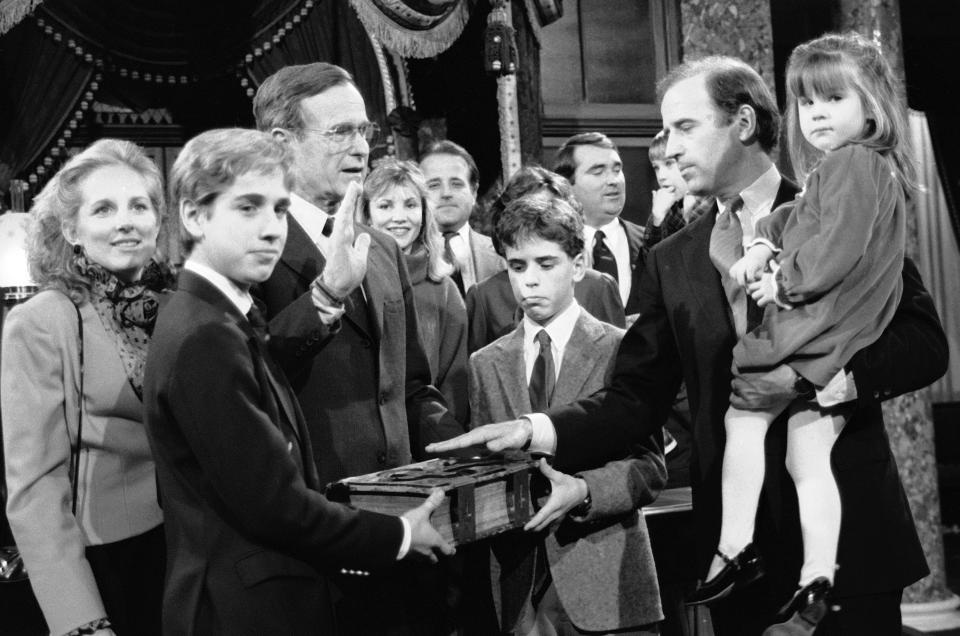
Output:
[317, 180, 371, 298]
[401, 489, 455, 563]
[425, 419, 532, 455]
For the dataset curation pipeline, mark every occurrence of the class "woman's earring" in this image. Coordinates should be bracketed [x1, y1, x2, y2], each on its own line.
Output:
[72, 243, 82, 255]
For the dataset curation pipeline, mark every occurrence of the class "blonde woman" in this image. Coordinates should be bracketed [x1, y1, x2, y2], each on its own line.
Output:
[361, 159, 468, 424]
[2, 139, 171, 636]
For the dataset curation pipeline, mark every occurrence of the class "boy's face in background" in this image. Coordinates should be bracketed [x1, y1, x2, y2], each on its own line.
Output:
[652, 157, 688, 199]
[505, 236, 585, 326]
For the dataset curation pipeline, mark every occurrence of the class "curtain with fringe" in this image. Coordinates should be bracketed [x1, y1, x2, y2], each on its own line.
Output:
[0, 0, 41, 35]
[346, 0, 468, 58]
[0, 0, 394, 195]
[910, 110, 960, 403]
[0, 17, 92, 194]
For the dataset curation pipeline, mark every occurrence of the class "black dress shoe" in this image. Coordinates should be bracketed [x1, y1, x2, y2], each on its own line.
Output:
[685, 543, 764, 605]
[761, 577, 834, 636]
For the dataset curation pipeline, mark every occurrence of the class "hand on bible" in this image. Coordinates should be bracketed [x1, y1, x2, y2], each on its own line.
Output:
[425, 419, 532, 455]
[318, 180, 370, 298]
[401, 489, 456, 563]
[524, 459, 589, 532]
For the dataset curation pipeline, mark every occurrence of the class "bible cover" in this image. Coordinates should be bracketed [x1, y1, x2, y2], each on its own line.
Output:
[326, 452, 544, 545]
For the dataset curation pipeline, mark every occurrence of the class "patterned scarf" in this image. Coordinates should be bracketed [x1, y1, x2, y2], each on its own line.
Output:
[74, 252, 171, 401]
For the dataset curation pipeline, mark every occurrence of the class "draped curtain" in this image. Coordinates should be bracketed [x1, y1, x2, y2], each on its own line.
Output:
[0, 0, 423, 194]
[910, 110, 960, 403]
[0, 17, 92, 192]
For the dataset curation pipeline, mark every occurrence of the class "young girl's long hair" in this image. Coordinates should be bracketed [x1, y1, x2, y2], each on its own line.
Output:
[785, 32, 916, 192]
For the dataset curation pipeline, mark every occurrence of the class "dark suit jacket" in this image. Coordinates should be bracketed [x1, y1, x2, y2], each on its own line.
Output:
[465, 269, 625, 354]
[471, 310, 665, 631]
[144, 271, 404, 636]
[621, 217, 647, 315]
[548, 180, 948, 626]
[255, 213, 463, 487]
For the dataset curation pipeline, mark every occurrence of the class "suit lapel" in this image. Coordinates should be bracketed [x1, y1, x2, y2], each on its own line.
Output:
[553, 311, 604, 405]
[493, 326, 532, 416]
[355, 231, 382, 342]
[278, 215, 324, 287]
[620, 218, 643, 267]
[680, 207, 736, 337]
[179, 271, 303, 444]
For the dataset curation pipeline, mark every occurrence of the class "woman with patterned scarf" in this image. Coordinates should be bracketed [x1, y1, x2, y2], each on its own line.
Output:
[1, 139, 172, 636]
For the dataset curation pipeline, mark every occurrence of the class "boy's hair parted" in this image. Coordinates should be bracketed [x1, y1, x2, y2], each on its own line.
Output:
[495, 195, 584, 260]
[785, 32, 916, 191]
[361, 158, 454, 282]
[169, 128, 296, 253]
[487, 165, 582, 256]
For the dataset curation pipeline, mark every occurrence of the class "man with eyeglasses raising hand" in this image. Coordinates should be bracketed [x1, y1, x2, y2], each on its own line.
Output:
[252, 63, 465, 634]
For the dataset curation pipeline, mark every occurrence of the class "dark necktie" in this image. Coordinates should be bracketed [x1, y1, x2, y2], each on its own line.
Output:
[528, 330, 555, 412]
[443, 231, 466, 297]
[710, 196, 759, 336]
[591, 230, 619, 282]
[246, 302, 269, 343]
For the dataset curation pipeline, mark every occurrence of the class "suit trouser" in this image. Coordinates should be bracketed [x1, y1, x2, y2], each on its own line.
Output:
[85, 523, 165, 636]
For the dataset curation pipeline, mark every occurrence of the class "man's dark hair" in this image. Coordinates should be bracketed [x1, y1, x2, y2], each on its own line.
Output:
[253, 62, 356, 135]
[421, 140, 480, 190]
[552, 132, 618, 184]
[495, 196, 584, 260]
[657, 56, 780, 154]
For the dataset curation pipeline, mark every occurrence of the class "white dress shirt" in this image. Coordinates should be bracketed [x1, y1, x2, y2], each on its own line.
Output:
[584, 219, 631, 307]
[448, 222, 478, 290]
[184, 260, 254, 315]
[521, 300, 581, 384]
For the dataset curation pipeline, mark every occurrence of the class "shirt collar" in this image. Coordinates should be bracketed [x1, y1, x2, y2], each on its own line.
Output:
[454, 222, 471, 242]
[289, 192, 332, 245]
[717, 163, 781, 217]
[522, 299, 581, 353]
[183, 260, 253, 315]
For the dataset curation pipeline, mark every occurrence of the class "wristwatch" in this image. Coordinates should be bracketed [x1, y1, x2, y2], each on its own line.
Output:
[793, 371, 816, 400]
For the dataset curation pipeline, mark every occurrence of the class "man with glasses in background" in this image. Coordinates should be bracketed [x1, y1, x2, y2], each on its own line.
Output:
[252, 63, 464, 635]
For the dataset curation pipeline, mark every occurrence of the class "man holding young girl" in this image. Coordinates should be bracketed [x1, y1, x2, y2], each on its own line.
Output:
[430, 55, 947, 635]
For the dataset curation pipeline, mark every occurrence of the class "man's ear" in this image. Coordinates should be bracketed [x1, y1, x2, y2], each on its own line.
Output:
[180, 199, 205, 242]
[734, 103, 759, 144]
[271, 127, 291, 144]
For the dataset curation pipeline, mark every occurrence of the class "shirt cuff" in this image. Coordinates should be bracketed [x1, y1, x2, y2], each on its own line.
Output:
[523, 414, 557, 455]
[816, 369, 858, 407]
[396, 517, 412, 560]
[316, 304, 345, 325]
[748, 237, 781, 253]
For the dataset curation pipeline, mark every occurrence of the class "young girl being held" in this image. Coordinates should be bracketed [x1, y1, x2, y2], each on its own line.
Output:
[687, 32, 915, 632]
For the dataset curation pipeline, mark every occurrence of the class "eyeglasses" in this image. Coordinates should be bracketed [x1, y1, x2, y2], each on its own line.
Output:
[302, 122, 381, 147]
